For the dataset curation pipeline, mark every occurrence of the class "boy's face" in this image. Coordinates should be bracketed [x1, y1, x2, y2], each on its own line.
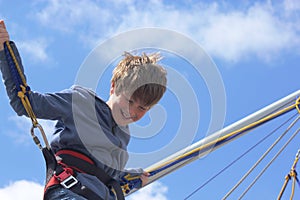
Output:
[107, 85, 150, 126]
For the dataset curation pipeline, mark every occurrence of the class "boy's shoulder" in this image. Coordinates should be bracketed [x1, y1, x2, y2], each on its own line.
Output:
[70, 85, 97, 96]
[70, 85, 105, 103]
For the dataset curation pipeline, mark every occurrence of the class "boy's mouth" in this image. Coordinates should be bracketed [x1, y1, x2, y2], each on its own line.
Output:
[121, 109, 137, 121]
[121, 109, 132, 120]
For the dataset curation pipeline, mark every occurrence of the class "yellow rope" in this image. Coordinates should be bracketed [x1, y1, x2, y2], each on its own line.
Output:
[18, 86, 38, 126]
[277, 149, 300, 200]
[290, 171, 296, 200]
[5, 41, 38, 125]
[289, 152, 299, 200]
[5, 41, 49, 149]
[278, 175, 291, 200]
[125, 100, 300, 190]
[5, 41, 27, 86]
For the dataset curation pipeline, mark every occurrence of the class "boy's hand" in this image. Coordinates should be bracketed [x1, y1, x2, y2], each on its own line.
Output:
[140, 171, 150, 187]
[0, 20, 9, 51]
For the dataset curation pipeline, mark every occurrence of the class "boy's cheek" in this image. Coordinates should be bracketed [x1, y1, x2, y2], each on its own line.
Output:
[135, 111, 147, 121]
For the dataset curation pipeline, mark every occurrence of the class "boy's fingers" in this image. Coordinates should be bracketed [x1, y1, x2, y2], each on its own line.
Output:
[0, 20, 6, 29]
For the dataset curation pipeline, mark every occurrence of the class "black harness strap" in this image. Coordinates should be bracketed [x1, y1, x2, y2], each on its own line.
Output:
[58, 151, 125, 200]
[42, 147, 57, 185]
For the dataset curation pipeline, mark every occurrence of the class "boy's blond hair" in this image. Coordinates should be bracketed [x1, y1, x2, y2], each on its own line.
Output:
[111, 52, 167, 107]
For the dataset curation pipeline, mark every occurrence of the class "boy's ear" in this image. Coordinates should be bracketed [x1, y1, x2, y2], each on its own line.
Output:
[110, 82, 115, 95]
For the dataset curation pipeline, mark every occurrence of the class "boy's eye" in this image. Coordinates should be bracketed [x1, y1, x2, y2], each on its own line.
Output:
[123, 95, 132, 104]
[139, 106, 147, 111]
[128, 99, 134, 104]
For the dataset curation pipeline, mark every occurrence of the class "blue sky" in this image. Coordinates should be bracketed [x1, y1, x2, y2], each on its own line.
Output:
[0, 0, 300, 199]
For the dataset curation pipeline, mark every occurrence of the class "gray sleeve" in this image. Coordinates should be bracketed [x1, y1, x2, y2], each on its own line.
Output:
[28, 90, 73, 120]
[0, 41, 73, 120]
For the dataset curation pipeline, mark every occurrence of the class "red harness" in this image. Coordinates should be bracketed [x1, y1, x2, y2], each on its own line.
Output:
[43, 148, 125, 200]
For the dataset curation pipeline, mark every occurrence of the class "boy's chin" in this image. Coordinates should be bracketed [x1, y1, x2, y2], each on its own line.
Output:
[113, 110, 136, 126]
[115, 118, 131, 127]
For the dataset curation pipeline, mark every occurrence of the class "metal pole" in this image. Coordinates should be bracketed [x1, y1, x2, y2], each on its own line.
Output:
[144, 90, 300, 187]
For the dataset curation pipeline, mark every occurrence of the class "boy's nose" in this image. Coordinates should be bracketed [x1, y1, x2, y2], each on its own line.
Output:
[129, 105, 140, 119]
[129, 108, 138, 119]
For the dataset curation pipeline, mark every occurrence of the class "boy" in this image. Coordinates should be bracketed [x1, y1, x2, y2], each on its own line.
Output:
[0, 20, 167, 199]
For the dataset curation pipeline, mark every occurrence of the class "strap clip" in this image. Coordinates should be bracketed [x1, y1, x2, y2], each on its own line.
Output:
[60, 175, 78, 189]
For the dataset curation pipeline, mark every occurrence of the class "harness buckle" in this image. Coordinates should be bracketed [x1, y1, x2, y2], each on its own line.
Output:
[60, 175, 78, 189]
[54, 166, 78, 189]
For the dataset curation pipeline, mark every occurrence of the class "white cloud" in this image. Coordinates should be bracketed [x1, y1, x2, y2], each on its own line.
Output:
[200, 3, 298, 63]
[0, 180, 168, 200]
[35, 0, 107, 33]
[4, 21, 51, 64]
[18, 38, 50, 64]
[127, 182, 168, 200]
[33, 0, 114, 47]
[7, 115, 56, 145]
[284, 0, 300, 11]
[30, 0, 300, 64]
[0, 180, 44, 200]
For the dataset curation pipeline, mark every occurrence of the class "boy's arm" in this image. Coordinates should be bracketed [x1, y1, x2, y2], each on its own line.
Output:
[0, 20, 29, 116]
[0, 42, 74, 120]
[0, 20, 72, 120]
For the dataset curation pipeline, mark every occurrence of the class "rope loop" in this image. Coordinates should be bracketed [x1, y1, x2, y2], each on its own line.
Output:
[277, 149, 300, 200]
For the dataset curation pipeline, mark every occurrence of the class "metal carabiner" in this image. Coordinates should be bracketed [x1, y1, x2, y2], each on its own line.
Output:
[30, 123, 51, 150]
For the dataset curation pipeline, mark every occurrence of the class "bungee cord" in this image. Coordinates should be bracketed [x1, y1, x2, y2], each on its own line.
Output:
[184, 113, 299, 200]
[238, 127, 300, 199]
[223, 115, 300, 199]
